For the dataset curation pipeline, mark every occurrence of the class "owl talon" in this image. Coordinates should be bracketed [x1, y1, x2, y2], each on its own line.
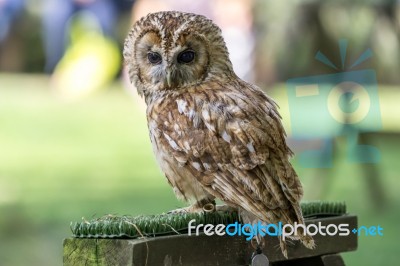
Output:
[167, 204, 207, 214]
[167, 204, 236, 214]
[215, 205, 237, 213]
[167, 207, 189, 214]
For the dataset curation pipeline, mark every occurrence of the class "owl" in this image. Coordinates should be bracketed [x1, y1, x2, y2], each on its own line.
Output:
[123, 11, 314, 258]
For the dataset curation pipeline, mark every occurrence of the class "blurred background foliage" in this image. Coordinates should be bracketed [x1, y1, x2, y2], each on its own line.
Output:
[253, 0, 400, 84]
[0, 0, 399, 265]
[2, 0, 400, 85]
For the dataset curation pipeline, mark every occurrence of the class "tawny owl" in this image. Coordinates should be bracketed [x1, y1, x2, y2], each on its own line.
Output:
[123, 11, 314, 258]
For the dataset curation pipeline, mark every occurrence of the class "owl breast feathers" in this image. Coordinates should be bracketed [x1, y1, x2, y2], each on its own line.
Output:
[124, 11, 314, 257]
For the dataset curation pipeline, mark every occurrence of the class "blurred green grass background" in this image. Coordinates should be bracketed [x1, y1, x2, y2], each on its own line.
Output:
[0, 74, 398, 265]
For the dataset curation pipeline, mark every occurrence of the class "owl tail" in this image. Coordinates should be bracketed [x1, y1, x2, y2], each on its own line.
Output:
[277, 236, 315, 259]
[280, 205, 316, 256]
[240, 207, 315, 259]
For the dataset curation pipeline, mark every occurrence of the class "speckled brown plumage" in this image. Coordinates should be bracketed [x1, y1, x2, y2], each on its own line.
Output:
[124, 11, 314, 257]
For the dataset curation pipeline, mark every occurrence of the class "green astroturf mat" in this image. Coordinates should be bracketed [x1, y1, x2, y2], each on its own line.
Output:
[71, 201, 346, 238]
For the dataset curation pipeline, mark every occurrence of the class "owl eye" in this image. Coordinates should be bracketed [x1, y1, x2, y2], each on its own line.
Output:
[147, 52, 162, 64]
[177, 50, 195, 64]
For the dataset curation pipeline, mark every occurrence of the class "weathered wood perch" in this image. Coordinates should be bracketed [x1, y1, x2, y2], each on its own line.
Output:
[64, 215, 357, 266]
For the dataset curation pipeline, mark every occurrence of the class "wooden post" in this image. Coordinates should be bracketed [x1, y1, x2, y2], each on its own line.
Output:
[64, 215, 357, 266]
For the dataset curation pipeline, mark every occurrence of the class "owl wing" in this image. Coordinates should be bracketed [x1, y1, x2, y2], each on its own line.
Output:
[155, 81, 302, 216]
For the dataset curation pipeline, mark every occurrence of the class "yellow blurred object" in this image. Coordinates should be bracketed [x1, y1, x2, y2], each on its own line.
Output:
[52, 12, 121, 100]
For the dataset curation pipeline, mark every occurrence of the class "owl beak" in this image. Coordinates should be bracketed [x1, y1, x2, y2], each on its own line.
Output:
[166, 71, 172, 87]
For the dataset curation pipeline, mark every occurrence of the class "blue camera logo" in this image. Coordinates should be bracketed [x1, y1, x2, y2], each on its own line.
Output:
[286, 40, 381, 168]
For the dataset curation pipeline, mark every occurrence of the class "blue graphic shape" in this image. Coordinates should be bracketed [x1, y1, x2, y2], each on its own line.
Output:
[339, 39, 348, 70]
[298, 138, 333, 168]
[315, 51, 338, 70]
[287, 39, 382, 168]
[287, 40, 381, 168]
[339, 92, 359, 113]
[346, 129, 380, 163]
[287, 70, 381, 168]
[350, 49, 373, 68]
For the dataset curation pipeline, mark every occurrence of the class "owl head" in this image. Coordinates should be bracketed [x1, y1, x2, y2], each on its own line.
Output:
[124, 11, 234, 98]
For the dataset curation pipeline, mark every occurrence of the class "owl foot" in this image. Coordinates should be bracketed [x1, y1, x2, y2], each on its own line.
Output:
[167, 207, 192, 214]
[202, 204, 238, 213]
[167, 200, 216, 214]
[215, 204, 237, 213]
[166, 205, 209, 214]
